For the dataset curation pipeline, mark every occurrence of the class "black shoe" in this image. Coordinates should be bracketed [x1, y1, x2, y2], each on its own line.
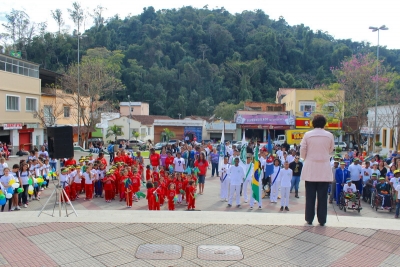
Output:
[319, 223, 325, 226]
[285, 206, 289, 211]
[306, 221, 312, 225]
[295, 195, 299, 198]
[280, 206, 284, 211]
[227, 204, 232, 207]
[236, 204, 241, 208]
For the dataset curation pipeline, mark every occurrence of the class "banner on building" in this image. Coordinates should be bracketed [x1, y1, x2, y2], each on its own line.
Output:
[3, 123, 23, 130]
[235, 114, 295, 125]
[295, 118, 342, 130]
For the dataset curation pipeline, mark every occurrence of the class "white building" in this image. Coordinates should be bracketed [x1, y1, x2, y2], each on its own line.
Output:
[367, 104, 400, 155]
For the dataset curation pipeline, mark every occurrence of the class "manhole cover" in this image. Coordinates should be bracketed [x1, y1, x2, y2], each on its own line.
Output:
[197, 245, 243, 261]
[136, 244, 182, 260]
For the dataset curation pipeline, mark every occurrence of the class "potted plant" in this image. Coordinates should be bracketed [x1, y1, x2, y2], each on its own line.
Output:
[374, 141, 382, 153]
[335, 147, 342, 153]
[131, 131, 140, 152]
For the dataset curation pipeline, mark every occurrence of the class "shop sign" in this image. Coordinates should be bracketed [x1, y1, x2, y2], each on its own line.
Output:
[291, 132, 305, 140]
[235, 114, 294, 125]
[3, 123, 23, 130]
[26, 123, 38, 129]
[295, 118, 342, 130]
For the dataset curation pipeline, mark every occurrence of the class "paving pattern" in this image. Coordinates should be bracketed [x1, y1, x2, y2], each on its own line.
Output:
[1, 222, 400, 267]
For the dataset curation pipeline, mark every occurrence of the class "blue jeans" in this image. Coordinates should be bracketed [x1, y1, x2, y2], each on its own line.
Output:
[290, 176, 300, 192]
[50, 162, 57, 171]
[396, 201, 400, 216]
[212, 162, 219, 176]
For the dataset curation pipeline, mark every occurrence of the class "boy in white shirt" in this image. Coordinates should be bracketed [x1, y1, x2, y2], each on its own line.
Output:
[362, 161, 372, 188]
[270, 159, 281, 203]
[173, 152, 185, 173]
[278, 161, 292, 211]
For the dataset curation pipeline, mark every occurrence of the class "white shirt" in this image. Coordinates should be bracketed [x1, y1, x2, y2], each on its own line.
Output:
[348, 164, 362, 181]
[0, 174, 14, 188]
[221, 163, 231, 181]
[287, 155, 295, 164]
[38, 150, 49, 159]
[173, 157, 185, 172]
[74, 171, 82, 183]
[229, 165, 245, 185]
[0, 162, 8, 175]
[271, 166, 281, 184]
[343, 183, 357, 193]
[59, 174, 68, 183]
[276, 150, 283, 159]
[20, 171, 30, 185]
[395, 185, 400, 200]
[390, 177, 400, 189]
[362, 167, 372, 184]
[279, 168, 293, 187]
[41, 164, 50, 176]
[83, 172, 93, 184]
[244, 162, 254, 182]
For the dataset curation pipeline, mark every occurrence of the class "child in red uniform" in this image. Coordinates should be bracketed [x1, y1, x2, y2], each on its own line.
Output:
[103, 172, 114, 203]
[119, 169, 127, 202]
[146, 165, 151, 181]
[167, 183, 176, 211]
[152, 171, 160, 184]
[125, 184, 133, 208]
[175, 173, 185, 204]
[83, 165, 94, 200]
[185, 174, 192, 205]
[146, 182, 156, 210]
[187, 181, 196, 210]
[157, 176, 166, 206]
[153, 182, 162, 210]
[131, 170, 141, 201]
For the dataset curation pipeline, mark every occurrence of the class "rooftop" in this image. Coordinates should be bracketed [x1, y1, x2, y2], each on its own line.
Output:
[120, 102, 149, 106]
[127, 115, 172, 125]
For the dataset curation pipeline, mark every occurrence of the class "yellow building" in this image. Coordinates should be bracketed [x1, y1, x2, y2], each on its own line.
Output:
[0, 54, 43, 151]
[276, 88, 345, 130]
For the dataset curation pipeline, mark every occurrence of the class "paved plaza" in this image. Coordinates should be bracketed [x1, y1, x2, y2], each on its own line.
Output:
[1, 152, 399, 266]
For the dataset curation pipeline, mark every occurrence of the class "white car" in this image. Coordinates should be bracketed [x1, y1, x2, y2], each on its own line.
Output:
[334, 141, 347, 151]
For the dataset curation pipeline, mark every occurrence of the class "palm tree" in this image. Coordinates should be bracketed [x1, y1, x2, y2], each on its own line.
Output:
[106, 125, 123, 141]
[163, 128, 175, 142]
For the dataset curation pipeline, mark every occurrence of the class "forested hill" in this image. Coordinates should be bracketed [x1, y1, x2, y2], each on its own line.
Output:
[22, 6, 400, 117]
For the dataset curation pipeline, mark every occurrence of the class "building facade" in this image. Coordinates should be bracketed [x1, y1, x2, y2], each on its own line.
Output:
[0, 54, 43, 152]
[153, 119, 204, 143]
[120, 102, 149, 116]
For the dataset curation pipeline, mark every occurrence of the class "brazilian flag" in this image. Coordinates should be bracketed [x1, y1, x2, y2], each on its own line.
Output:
[251, 146, 261, 202]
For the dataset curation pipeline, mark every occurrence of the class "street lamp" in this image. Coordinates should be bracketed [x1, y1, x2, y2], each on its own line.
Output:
[128, 95, 131, 141]
[178, 113, 181, 119]
[75, 33, 87, 146]
[369, 25, 388, 153]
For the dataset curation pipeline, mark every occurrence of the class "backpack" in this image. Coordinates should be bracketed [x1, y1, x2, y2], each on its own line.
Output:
[107, 144, 114, 153]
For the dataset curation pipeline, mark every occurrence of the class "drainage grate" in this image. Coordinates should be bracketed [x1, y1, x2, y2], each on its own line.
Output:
[135, 244, 182, 260]
[197, 245, 243, 261]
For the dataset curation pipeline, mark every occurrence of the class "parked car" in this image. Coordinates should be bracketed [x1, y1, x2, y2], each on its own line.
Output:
[154, 142, 167, 150]
[167, 139, 179, 145]
[129, 140, 146, 150]
[334, 141, 347, 151]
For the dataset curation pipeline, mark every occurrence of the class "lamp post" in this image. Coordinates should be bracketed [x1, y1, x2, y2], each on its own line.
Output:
[128, 95, 131, 141]
[75, 33, 87, 146]
[178, 113, 181, 119]
[369, 25, 388, 153]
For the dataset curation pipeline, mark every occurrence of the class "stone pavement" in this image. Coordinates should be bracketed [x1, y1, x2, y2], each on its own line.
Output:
[1, 210, 400, 267]
[1, 152, 399, 266]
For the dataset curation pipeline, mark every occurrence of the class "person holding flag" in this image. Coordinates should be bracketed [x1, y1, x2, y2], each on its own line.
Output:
[242, 155, 254, 203]
[220, 157, 231, 202]
[250, 145, 262, 209]
[270, 159, 282, 203]
[228, 158, 245, 208]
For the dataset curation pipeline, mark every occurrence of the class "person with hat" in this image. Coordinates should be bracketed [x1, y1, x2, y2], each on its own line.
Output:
[103, 172, 114, 203]
[343, 179, 357, 206]
[329, 160, 340, 204]
[348, 158, 362, 192]
[376, 176, 391, 209]
[335, 161, 350, 205]
[363, 173, 378, 202]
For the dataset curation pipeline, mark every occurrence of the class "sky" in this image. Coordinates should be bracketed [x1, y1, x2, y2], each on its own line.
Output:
[0, 0, 399, 49]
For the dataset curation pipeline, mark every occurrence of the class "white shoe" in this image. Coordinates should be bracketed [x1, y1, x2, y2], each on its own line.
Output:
[32, 197, 35, 200]
[16, 206, 21, 210]
[244, 200, 248, 203]
[11, 207, 15, 211]
[24, 204, 28, 208]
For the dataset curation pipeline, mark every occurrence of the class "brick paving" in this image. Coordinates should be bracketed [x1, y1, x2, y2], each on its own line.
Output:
[0, 222, 399, 266]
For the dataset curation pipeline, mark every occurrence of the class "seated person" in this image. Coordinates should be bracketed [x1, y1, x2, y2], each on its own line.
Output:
[363, 173, 378, 200]
[343, 179, 357, 206]
[376, 177, 392, 209]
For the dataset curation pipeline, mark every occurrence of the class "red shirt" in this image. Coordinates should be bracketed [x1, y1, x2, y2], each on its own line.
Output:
[131, 176, 141, 191]
[97, 157, 107, 166]
[146, 169, 151, 181]
[194, 160, 208, 175]
[175, 179, 184, 194]
[150, 153, 160, 167]
[64, 159, 76, 167]
[167, 189, 175, 201]
[165, 156, 174, 170]
[152, 172, 160, 183]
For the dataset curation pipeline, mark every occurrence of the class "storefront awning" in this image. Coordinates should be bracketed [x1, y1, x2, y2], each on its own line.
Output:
[240, 125, 291, 130]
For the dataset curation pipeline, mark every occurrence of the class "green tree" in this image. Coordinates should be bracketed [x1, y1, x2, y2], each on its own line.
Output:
[106, 125, 123, 141]
[132, 131, 140, 140]
[163, 128, 175, 142]
[214, 101, 245, 121]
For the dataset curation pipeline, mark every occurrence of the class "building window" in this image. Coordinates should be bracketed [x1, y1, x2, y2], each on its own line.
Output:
[390, 130, 394, 148]
[148, 127, 151, 136]
[64, 106, 70, 118]
[6, 95, 19, 111]
[26, 97, 37, 112]
[382, 129, 387, 147]
[299, 101, 316, 112]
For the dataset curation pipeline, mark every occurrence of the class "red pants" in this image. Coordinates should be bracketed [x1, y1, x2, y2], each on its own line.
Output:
[74, 182, 81, 196]
[188, 198, 195, 210]
[126, 191, 133, 207]
[168, 200, 175, 210]
[186, 191, 190, 203]
[85, 184, 93, 200]
[148, 199, 154, 210]
[104, 190, 113, 201]
[154, 200, 160, 210]
[119, 184, 126, 200]
[62, 186, 71, 202]
[159, 194, 165, 205]
[81, 179, 85, 192]
[69, 183, 77, 201]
